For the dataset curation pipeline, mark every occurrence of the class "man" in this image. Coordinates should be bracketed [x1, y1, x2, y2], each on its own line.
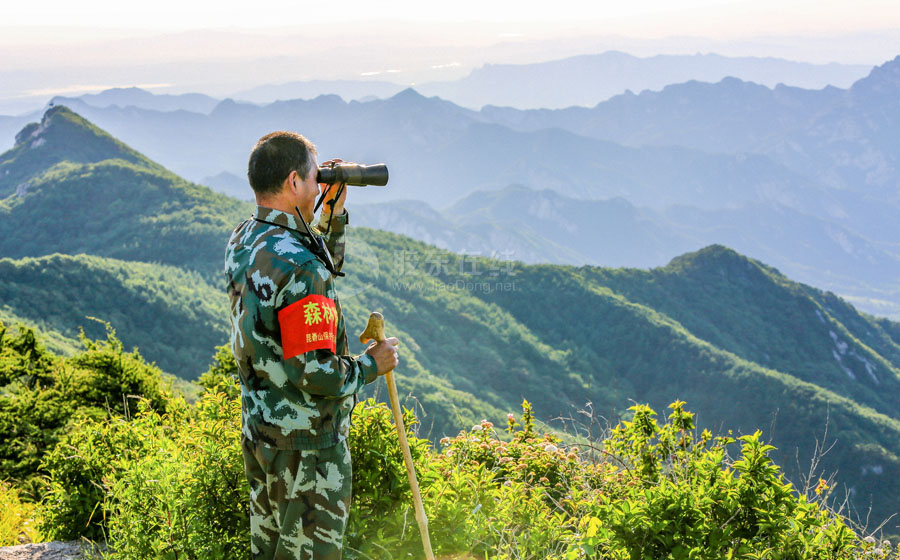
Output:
[225, 131, 399, 559]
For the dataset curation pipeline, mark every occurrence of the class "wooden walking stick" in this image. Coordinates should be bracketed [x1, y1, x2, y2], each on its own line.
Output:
[360, 312, 435, 560]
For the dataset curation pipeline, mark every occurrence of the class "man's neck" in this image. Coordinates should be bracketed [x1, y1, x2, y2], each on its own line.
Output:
[255, 196, 312, 224]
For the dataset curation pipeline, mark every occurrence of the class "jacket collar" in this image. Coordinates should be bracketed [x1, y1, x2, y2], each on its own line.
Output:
[253, 206, 305, 233]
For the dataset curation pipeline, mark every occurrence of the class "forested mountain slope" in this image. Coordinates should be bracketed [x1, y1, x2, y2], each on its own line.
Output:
[0, 105, 164, 198]
[0, 106, 250, 277]
[0, 254, 227, 376]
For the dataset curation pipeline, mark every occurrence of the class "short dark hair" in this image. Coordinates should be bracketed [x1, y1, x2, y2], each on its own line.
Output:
[247, 131, 317, 195]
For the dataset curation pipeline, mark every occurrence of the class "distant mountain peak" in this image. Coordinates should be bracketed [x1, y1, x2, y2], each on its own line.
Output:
[851, 54, 900, 99]
[210, 98, 260, 117]
[389, 87, 427, 102]
[310, 93, 344, 103]
[49, 86, 152, 106]
[16, 105, 147, 162]
[15, 105, 111, 145]
[105, 86, 149, 94]
[0, 105, 159, 197]
[49, 87, 222, 114]
[380, 87, 479, 121]
[664, 245, 797, 293]
[665, 244, 771, 276]
[690, 243, 738, 258]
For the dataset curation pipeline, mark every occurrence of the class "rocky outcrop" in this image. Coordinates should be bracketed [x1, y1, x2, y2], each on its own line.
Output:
[0, 542, 100, 560]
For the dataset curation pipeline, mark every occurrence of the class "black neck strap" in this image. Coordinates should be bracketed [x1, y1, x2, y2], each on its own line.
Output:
[252, 214, 345, 278]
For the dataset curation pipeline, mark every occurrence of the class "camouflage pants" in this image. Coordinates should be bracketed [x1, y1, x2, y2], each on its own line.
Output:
[242, 436, 352, 560]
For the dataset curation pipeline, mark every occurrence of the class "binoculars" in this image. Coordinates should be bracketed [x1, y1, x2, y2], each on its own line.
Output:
[317, 163, 389, 186]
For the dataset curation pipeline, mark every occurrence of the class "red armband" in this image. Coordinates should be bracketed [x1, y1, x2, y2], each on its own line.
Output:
[278, 295, 338, 359]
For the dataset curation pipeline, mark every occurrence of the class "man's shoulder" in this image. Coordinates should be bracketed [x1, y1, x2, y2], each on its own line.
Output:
[246, 224, 321, 277]
[261, 227, 316, 262]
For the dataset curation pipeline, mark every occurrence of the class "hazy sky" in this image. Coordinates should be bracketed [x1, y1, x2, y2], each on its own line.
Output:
[6, 0, 900, 39]
[2, 0, 900, 114]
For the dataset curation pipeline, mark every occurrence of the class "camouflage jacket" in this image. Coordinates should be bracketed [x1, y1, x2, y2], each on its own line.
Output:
[225, 206, 379, 450]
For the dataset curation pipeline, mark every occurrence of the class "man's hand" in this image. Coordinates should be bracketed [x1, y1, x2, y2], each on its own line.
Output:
[319, 158, 350, 216]
[365, 337, 399, 376]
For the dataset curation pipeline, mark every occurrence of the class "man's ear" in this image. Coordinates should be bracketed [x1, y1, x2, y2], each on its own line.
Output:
[287, 170, 299, 192]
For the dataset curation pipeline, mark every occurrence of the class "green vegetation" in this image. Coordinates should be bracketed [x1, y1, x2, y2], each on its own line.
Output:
[0, 276, 894, 556]
[0, 480, 38, 546]
[0, 156, 250, 277]
[0, 254, 228, 375]
[2, 228, 899, 525]
[0, 305, 81, 357]
[0, 320, 171, 501]
[31, 352, 900, 558]
[578, 245, 900, 418]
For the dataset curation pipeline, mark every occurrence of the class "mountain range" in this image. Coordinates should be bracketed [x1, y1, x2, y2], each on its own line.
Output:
[3, 57, 899, 322]
[219, 51, 872, 110]
[0, 56, 889, 209]
[1, 106, 899, 525]
[413, 51, 870, 109]
[13, 84, 874, 213]
[352, 184, 900, 317]
[0, 50, 868, 122]
[481, 55, 900, 197]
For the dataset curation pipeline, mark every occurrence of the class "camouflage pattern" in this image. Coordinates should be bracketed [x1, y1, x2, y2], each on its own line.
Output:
[242, 436, 352, 559]
[225, 205, 378, 449]
[315, 209, 347, 269]
[226, 206, 378, 558]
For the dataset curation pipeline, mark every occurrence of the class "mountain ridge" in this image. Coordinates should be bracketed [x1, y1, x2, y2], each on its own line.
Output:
[415, 50, 870, 109]
[0, 106, 163, 198]
[0, 106, 250, 276]
[52, 87, 220, 114]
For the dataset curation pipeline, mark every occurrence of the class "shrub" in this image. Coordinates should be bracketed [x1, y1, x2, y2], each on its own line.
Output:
[40, 408, 154, 541]
[0, 480, 39, 546]
[196, 344, 239, 400]
[102, 389, 248, 560]
[36, 389, 898, 560]
[345, 398, 434, 557]
[565, 401, 860, 559]
[1, 320, 171, 504]
[67, 321, 170, 416]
